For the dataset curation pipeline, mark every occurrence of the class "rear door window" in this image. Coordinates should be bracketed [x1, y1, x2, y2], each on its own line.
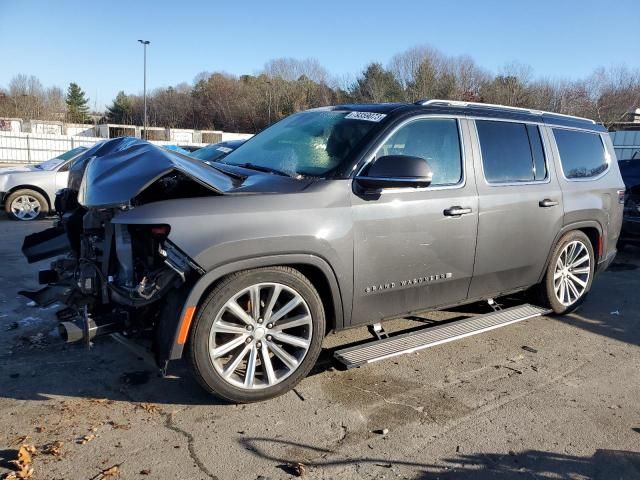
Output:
[553, 129, 608, 179]
[476, 120, 547, 183]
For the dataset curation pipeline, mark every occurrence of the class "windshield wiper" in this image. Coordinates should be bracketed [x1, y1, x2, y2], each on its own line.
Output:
[233, 162, 296, 178]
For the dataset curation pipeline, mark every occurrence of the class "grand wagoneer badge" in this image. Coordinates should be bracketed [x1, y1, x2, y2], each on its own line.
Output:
[365, 272, 453, 294]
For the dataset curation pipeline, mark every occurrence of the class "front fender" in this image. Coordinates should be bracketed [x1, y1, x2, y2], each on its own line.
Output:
[166, 253, 345, 361]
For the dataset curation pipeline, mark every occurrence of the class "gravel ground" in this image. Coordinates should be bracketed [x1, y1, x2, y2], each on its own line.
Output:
[0, 217, 639, 480]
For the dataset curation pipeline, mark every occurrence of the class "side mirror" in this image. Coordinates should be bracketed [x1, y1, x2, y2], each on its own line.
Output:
[355, 155, 433, 190]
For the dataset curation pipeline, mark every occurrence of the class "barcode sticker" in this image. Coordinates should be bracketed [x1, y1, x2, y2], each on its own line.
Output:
[344, 111, 387, 122]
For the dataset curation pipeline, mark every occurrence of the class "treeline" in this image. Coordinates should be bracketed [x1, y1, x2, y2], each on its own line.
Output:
[2, 45, 640, 132]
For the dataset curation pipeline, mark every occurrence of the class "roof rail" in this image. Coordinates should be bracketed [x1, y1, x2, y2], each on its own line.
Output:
[416, 99, 596, 124]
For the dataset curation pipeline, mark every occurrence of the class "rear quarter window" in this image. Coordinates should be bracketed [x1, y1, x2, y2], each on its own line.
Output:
[553, 129, 608, 179]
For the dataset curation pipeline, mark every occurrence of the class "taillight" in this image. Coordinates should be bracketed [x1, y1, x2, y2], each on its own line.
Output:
[617, 189, 625, 204]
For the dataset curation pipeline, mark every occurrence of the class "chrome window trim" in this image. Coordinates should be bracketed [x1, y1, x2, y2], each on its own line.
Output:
[551, 127, 611, 183]
[354, 115, 467, 193]
[472, 118, 551, 187]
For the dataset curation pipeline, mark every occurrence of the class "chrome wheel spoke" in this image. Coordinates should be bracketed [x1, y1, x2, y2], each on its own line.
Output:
[568, 272, 587, 288]
[211, 334, 247, 358]
[226, 300, 255, 326]
[271, 314, 311, 331]
[566, 278, 580, 302]
[571, 266, 590, 275]
[571, 254, 589, 268]
[249, 285, 261, 321]
[222, 344, 251, 378]
[268, 341, 299, 370]
[271, 331, 310, 349]
[244, 346, 258, 387]
[263, 285, 282, 322]
[261, 342, 277, 385]
[269, 297, 302, 325]
[214, 320, 248, 335]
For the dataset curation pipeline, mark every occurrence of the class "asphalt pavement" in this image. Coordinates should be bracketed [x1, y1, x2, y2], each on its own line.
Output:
[0, 217, 638, 479]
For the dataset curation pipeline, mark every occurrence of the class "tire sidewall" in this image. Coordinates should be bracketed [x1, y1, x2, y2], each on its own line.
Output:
[545, 231, 595, 314]
[5, 189, 47, 221]
[189, 267, 325, 403]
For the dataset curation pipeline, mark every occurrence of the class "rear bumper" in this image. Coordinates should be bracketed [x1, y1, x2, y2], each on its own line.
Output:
[597, 249, 617, 274]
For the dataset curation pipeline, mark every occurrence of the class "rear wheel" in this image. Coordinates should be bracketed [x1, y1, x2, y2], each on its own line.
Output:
[5, 189, 47, 221]
[541, 230, 595, 314]
[188, 267, 325, 403]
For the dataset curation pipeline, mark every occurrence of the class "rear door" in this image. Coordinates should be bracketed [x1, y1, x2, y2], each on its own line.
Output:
[350, 116, 478, 325]
[468, 119, 564, 298]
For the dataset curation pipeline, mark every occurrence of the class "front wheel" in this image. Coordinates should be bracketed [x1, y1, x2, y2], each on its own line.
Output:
[541, 230, 595, 314]
[188, 267, 325, 403]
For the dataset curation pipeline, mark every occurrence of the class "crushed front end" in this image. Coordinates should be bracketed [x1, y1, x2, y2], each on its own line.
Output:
[19, 138, 225, 369]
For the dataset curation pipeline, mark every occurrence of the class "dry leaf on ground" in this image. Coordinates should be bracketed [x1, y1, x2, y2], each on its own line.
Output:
[77, 434, 96, 445]
[4, 444, 36, 479]
[41, 441, 63, 456]
[137, 403, 160, 414]
[101, 465, 120, 477]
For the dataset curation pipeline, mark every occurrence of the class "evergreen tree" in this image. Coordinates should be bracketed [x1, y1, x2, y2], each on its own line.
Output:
[352, 63, 403, 103]
[106, 91, 133, 124]
[65, 82, 89, 123]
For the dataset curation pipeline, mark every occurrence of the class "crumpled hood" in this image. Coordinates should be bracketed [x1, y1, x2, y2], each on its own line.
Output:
[73, 137, 311, 207]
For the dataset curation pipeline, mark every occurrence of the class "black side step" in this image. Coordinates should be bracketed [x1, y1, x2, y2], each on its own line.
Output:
[334, 304, 550, 369]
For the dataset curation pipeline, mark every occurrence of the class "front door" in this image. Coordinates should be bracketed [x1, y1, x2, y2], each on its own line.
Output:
[350, 117, 478, 325]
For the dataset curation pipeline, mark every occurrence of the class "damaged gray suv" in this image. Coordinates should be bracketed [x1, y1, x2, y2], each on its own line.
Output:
[22, 100, 624, 403]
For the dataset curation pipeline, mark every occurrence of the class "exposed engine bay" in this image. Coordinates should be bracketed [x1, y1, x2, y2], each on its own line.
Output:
[19, 139, 223, 369]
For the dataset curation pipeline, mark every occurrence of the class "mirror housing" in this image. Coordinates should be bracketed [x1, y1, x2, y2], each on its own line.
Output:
[355, 155, 433, 190]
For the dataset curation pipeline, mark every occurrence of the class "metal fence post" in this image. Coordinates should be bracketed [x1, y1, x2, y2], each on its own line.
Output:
[26, 134, 31, 164]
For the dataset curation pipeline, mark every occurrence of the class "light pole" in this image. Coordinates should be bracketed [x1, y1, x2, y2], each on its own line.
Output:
[138, 39, 150, 139]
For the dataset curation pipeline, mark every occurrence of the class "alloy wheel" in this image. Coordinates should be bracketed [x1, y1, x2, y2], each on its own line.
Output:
[11, 194, 41, 220]
[553, 240, 591, 307]
[208, 282, 313, 390]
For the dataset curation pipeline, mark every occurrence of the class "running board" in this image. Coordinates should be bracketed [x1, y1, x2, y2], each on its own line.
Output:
[333, 304, 550, 369]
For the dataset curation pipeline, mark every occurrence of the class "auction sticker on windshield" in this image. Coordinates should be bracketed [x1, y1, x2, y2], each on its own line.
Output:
[345, 111, 387, 122]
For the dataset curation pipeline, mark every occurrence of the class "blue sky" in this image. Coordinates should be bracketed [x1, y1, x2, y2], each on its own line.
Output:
[1, 0, 638, 109]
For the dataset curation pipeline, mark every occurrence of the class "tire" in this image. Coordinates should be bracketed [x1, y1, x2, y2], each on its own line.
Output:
[540, 230, 595, 314]
[5, 189, 48, 221]
[188, 266, 325, 403]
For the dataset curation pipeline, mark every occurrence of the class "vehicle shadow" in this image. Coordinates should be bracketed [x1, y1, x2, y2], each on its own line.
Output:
[238, 436, 640, 478]
[559, 246, 640, 347]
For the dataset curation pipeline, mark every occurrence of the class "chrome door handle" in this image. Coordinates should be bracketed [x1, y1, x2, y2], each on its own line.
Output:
[539, 199, 559, 208]
[444, 206, 472, 217]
